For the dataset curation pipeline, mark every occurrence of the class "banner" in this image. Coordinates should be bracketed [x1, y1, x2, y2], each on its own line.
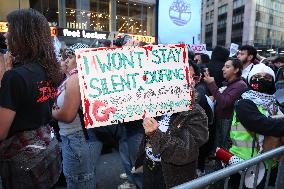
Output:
[76, 44, 192, 128]
[189, 44, 207, 54]
[229, 43, 239, 57]
[158, 0, 201, 44]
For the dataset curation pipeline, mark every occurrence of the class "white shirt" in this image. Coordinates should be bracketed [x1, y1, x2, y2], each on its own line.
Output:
[241, 63, 254, 82]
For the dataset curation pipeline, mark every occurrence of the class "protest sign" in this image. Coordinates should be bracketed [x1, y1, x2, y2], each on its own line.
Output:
[189, 44, 207, 54]
[229, 43, 239, 57]
[76, 44, 192, 128]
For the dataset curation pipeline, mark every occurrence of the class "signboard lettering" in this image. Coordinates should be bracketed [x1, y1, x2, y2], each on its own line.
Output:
[76, 44, 192, 127]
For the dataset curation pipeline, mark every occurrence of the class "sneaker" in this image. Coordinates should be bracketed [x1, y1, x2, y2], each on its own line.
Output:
[131, 166, 143, 174]
[196, 169, 206, 177]
[120, 173, 128, 180]
[118, 181, 136, 189]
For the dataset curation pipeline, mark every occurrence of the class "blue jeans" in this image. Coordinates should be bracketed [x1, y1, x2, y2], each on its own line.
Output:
[110, 124, 143, 188]
[113, 124, 134, 183]
[215, 118, 232, 150]
[61, 129, 102, 189]
[126, 126, 144, 189]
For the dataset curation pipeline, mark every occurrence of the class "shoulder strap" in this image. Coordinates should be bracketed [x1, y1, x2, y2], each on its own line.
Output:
[246, 64, 254, 84]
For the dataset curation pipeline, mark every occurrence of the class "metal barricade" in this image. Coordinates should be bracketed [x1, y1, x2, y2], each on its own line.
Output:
[172, 145, 284, 189]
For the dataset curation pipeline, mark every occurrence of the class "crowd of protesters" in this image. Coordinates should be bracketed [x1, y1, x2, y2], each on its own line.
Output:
[0, 8, 284, 189]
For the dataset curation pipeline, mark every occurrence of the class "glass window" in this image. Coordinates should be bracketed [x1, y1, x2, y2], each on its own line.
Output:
[210, 10, 214, 19]
[206, 12, 209, 20]
[218, 4, 227, 15]
[233, 0, 244, 9]
[116, 0, 155, 36]
[26, 1, 58, 25]
[205, 23, 213, 32]
[65, 0, 109, 31]
[217, 18, 226, 29]
[232, 14, 243, 24]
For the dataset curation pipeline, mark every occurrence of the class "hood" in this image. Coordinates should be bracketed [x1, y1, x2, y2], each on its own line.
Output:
[211, 46, 229, 62]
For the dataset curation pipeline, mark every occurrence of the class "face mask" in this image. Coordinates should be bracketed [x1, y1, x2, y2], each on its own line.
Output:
[250, 78, 276, 94]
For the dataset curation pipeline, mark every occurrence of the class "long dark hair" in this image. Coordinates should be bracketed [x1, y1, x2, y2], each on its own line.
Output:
[6, 8, 62, 87]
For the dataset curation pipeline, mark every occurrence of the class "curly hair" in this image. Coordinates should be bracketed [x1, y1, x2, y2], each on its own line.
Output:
[6, 8, 63, 87]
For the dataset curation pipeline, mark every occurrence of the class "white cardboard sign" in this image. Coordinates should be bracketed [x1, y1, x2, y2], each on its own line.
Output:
[229, 43, 239, 57]
[75, 44, 192, 127]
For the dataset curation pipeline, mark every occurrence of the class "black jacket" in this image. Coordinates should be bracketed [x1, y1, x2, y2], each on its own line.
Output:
[235, 99, 284, 137]
[136, 103, 208, 188]
[206, 46, 229, 88]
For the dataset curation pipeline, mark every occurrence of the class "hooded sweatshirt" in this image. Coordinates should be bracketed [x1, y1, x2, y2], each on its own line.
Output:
[206, 46, 229, 88]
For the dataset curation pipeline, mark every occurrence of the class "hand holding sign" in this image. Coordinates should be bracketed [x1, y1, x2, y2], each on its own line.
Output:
[143, 117, 159, 136]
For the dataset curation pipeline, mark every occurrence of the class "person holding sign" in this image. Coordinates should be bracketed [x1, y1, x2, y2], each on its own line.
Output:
[137, 98, 208, 189]
[52, 43, 102, 189]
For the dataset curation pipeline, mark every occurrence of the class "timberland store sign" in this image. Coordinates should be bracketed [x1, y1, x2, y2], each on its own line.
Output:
[57, 28, 108, 39]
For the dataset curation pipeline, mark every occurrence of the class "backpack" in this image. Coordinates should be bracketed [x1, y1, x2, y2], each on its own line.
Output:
[0, 125, 61, 189]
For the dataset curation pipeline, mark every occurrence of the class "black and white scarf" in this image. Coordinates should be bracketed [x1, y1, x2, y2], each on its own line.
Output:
[241, 90, 278, 116]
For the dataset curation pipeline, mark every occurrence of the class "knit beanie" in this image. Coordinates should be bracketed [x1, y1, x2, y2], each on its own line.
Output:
[247, 63, 275, 84]
[66, 43, 89, 56]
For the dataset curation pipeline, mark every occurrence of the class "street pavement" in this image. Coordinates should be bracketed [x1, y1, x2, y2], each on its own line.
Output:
[96, 150, 126, 189]
[55, 149, 126, 189]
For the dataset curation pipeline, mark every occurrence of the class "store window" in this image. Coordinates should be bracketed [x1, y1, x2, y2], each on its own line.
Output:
[63, 0, 109, 31]
[116, 0, 155, 36]
[30, 0, 58, 26]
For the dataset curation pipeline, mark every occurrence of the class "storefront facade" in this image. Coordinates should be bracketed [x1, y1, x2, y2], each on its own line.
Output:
[0, 0, 156, 46]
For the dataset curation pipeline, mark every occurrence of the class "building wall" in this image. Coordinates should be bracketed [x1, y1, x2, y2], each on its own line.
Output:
[242, 0, 256, 45]
[201, 0, 284, 49]
[254, 0, 284, 48]
[225, 0, 233, 47]
[201, 0, 215, 48]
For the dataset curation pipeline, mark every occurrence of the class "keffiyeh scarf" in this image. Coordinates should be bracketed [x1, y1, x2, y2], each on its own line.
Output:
[241, 90, 278, 116]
